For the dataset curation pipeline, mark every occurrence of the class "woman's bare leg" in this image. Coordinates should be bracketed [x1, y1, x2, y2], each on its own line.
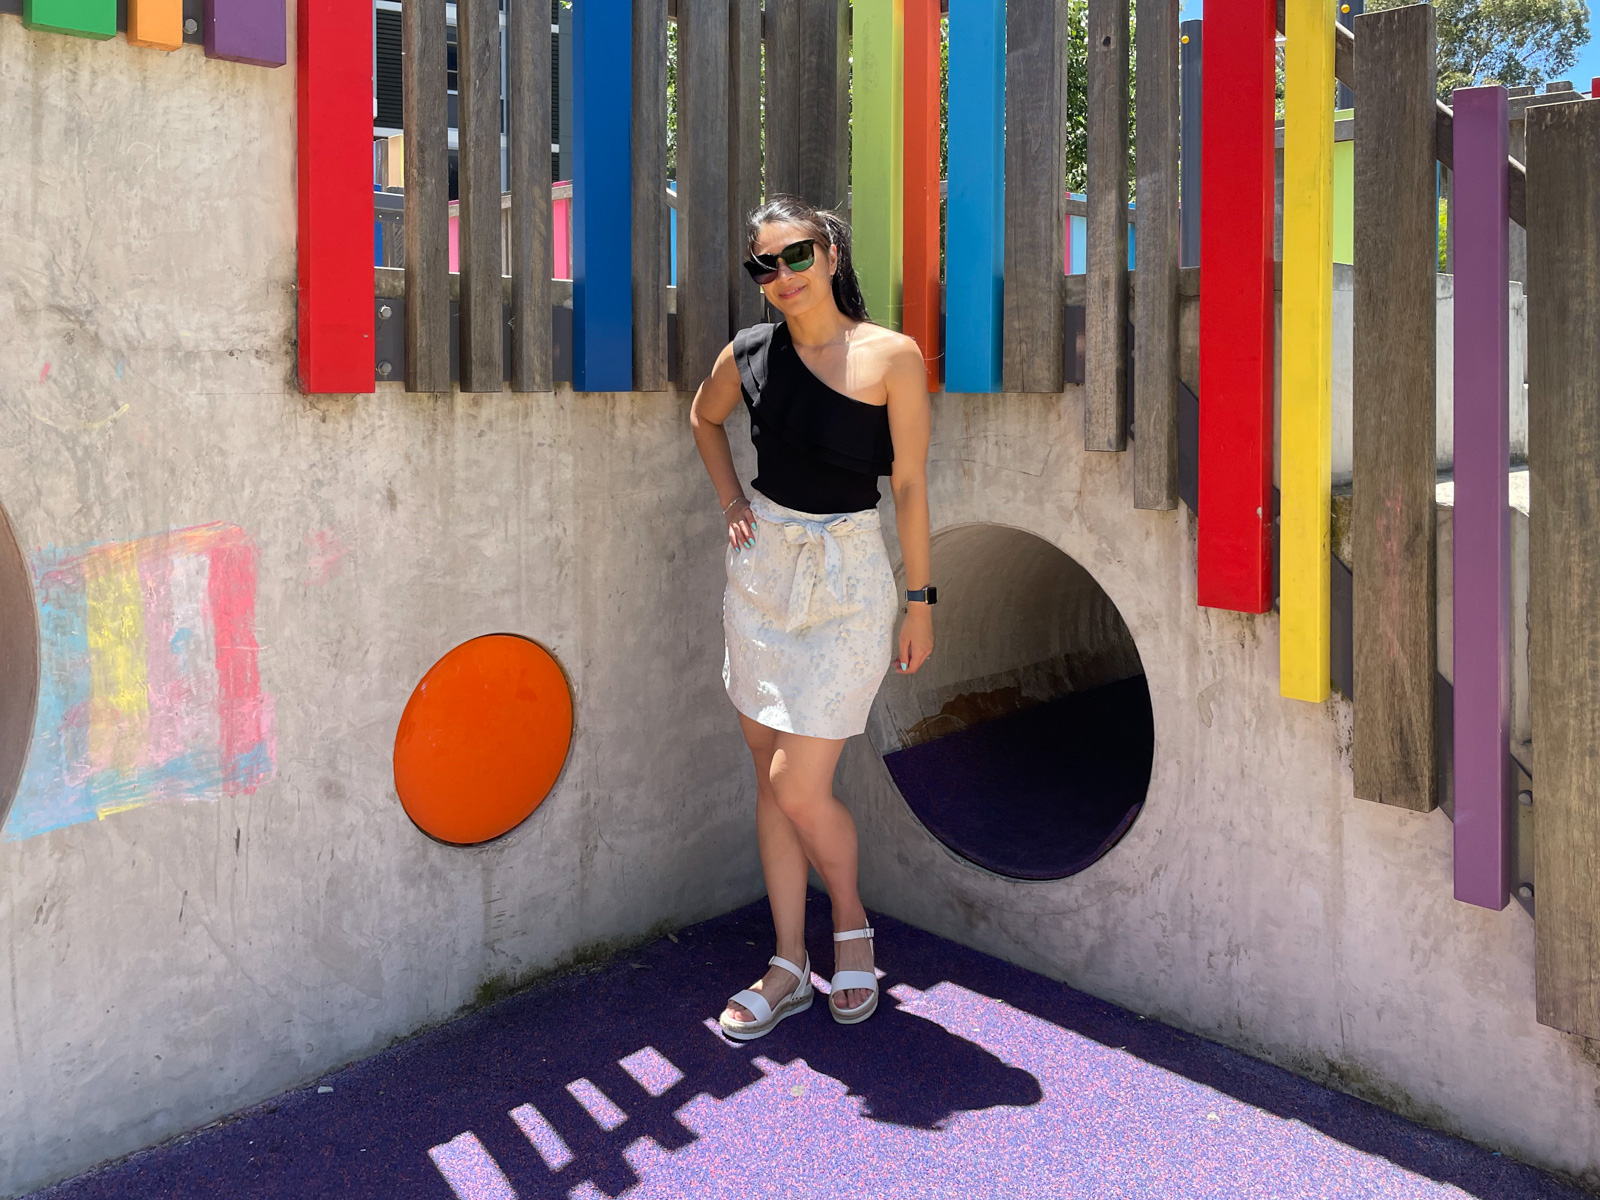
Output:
[763, 731, 874, 1014]
[724, 714, 813, 1023]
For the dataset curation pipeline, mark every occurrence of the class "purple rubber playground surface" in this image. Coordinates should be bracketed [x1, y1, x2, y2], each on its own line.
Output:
[30, 892, 1585, 1200]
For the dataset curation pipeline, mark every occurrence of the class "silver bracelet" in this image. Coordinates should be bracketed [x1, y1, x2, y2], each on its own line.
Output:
[722, 495, 747, 515]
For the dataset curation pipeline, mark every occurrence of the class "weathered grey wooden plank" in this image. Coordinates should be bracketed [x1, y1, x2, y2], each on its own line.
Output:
[633, 0, 670, 390]
[763, 0, 799, 196]
[728, 0, 765, 331]
[1134, 0, 1180, 507]
[456, 0, 504, 392]
[1351, 2, 1437, 811]
[1086, 0, 1131, 448]
[1001, 0, 1067, 393]
[508, 0, 553, 392]
[1527, 98, 1600, 1039]
[676, 0, 733, 387]
[402, 0, 451, 393]
[797, 0, 849, 208]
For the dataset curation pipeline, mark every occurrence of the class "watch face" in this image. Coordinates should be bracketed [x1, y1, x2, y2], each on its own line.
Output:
[926, 586, 938, 605]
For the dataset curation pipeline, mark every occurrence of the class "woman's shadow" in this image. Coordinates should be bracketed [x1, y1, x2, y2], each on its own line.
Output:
[753, 988, 1044, 1130]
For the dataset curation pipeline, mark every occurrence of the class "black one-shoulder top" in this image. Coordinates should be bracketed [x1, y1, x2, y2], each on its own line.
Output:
[731, 322, 894, 515]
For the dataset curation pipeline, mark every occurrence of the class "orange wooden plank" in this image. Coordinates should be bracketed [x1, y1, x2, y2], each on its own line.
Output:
[903, 0, 942, 392]
[127, 0, 183, 50]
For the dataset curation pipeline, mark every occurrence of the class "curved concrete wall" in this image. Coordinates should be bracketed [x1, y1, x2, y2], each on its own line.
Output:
[846, 391, 1600, 1188]
[0, 22, 762, 1196]
[0, 497, 39, 835]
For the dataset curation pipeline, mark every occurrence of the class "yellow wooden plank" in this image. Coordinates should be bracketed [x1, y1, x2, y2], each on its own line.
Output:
[1279, 0, 1335, 701]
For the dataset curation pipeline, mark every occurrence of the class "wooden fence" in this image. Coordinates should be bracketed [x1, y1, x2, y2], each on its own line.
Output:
[297, 0, 1600, 1041]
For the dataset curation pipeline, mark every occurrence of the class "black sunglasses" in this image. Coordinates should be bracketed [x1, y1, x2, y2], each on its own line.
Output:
[743, 238, 819, 285]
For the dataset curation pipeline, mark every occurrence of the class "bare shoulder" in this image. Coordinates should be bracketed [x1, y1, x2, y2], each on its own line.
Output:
[855, 323, 926, 373]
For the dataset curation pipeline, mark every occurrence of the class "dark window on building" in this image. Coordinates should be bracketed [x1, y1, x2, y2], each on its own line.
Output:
[375, 8, 403, 129]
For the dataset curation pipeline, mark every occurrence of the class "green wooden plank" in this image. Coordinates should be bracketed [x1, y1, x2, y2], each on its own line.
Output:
[852, 0, 904, 328]
[23, 0, 115, 38]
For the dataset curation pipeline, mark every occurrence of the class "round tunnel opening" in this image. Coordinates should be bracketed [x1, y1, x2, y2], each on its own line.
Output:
[868, 526, 1154, 881]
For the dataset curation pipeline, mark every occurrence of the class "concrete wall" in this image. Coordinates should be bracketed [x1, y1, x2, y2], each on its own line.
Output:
[849, 392, 1600, 1190]
[0, 21, 762, 1196]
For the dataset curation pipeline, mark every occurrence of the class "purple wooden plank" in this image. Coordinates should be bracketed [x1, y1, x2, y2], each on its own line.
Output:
[205, 0, 286, 67]
[1451, 84, 1512, 910]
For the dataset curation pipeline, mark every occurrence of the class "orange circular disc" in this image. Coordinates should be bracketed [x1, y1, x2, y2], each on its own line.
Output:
[394, 635, 574, 845]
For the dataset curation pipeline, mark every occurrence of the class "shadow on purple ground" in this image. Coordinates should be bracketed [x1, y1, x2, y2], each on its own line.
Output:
[28, 892, 1589, 1200]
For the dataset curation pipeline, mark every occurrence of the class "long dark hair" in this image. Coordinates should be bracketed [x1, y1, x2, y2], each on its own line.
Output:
[745, 194, 870, 323]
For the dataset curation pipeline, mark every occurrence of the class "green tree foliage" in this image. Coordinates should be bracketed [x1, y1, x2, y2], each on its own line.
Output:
[1369, 0, 1590, 94]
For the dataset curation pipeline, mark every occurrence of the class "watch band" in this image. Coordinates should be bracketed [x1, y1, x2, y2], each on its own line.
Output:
[906, 586, 938, 605]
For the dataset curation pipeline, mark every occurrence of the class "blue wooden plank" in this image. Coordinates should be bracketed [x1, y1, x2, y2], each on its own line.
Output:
[944, 0, 1005, 394]
[572, 0, 633, 392]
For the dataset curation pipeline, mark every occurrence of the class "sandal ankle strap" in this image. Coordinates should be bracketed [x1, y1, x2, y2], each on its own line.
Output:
[768, 954, 807, 982]
[833, 925, 874, 943]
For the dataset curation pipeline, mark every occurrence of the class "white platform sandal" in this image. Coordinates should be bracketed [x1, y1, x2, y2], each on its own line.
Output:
[719, 954, 814, 1041]
[830, 926, 879, 1025]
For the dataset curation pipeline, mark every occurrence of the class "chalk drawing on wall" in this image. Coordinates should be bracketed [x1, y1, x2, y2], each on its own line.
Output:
[2, 523, 276, 842]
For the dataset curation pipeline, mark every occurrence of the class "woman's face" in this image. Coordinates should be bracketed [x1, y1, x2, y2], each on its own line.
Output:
[751, 221, 838, 318]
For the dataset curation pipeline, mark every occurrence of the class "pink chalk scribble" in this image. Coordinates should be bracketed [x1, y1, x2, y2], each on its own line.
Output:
[304, 528, 349, 586]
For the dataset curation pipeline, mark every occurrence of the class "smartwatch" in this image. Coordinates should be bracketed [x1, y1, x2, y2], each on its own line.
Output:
[906, 586, 938, 605]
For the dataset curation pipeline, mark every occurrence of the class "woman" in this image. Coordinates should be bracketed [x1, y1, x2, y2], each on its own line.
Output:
[689, 195, 935, 1040]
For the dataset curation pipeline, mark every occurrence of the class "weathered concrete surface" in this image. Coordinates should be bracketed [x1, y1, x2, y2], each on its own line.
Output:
[850, 392, 1600, 1190]
[0, 20, 761, 1196]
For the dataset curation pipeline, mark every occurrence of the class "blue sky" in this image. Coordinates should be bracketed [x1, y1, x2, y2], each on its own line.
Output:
[1176, 1, 1599, 92]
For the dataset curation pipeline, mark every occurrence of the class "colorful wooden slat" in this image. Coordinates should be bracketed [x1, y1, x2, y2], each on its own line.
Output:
[1133, 0, 1180, 509]
[509, 0, 554, 393]
[944, 0, 1005, 394]
[1450, 85, 1512, 909]
[1179, 19, 1201, 270]
[402, 0, 451, 393]
[127, 0, 182, 50]
[903, 0, 943, 391]
[1003, 0, 1067, 393]
[1351, 3, 1438, 811]
[1527, 97, 1600, 1038]
[675, 0, 729, 388]
[728, 0, 764, 334]
[205, 0, 287, 67]
[572, 0, 633, 392]
[633, 0, 669, 390]
[1085, 0, 1130, 442]
[1197, 0, 1274, 611]
[1278, 0, 1335, 700]
[22, 0, 114, 38]
[295, 0, 374, 394]
[852, 0, 905, 328]
[456, 0, 502, 392]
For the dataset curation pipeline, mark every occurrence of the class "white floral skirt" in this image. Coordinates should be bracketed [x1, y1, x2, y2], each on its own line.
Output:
[722, 492, 899, 740]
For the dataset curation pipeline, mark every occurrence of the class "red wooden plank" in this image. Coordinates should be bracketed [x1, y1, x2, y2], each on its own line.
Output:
[296, 0, 374, 394]
[903, 0, 942, 392]
[1197, 0, 1275, 611]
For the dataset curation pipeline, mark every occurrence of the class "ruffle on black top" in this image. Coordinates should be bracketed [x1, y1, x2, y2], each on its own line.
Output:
[733, 322, 895, 478]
